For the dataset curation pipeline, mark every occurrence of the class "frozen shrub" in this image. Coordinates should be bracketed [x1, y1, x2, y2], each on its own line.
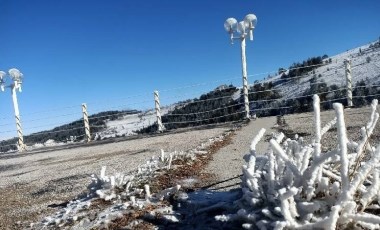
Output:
[216, 95, 380, 230]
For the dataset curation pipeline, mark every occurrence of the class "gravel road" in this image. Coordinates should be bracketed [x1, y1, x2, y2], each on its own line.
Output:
[205, 116, 278, 190]
[0, 126, 230, 228]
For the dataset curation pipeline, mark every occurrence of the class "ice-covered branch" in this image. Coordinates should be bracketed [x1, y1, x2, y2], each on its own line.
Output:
[270, 139, 301, 179]
[250, 128, 266, 155]
[333, 103, 350, 193]
[313, 95, 322, 158]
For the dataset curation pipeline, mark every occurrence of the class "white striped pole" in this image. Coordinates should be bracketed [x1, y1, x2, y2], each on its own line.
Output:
[241, 37, 250, 119]
[344, 59, 353, 107]
[154, 90, 164, 132]
[82, 103, 91, 142]
[11, 86, 25, 151]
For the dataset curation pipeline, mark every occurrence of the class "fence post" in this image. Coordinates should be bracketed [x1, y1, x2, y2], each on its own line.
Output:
[344, 58, 353, 107]
[82, 103, 91, 142]
[154, 90, 164, 132]
[240, 37, 251, 119]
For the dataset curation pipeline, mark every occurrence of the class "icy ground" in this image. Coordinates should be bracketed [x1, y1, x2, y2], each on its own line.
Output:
[30, 96, 380, 229]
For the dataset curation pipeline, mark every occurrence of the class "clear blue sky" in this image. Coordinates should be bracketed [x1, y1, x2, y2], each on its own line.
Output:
[0, 0, 379, 139]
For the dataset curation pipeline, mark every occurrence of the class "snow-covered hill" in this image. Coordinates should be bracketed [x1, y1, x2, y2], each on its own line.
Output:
[263, 41, 380, 100]
[95, 107, 171, 140]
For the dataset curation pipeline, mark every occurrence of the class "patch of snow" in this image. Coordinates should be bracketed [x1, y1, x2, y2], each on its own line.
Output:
[96, 107, 171, 139]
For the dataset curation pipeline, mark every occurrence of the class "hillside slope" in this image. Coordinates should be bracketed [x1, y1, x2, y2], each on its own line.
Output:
[266, 40, 380, 99]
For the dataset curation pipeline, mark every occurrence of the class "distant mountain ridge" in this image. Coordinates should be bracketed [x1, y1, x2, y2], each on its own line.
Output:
[0, 110, 139, 152]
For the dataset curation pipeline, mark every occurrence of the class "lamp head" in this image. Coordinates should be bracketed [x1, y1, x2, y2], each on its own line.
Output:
[244, 14, 257, 29]
[244, 14, 257, 41]
[224, 18, 238, 44]
[237, 21, 246, 35]
[224, 18, 238, 34]
[0, 71, 5, 92]
[8, 68, 23, 92]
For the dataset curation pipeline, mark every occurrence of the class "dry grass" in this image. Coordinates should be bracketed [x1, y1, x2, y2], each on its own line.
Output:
[108, 132, 235, 229]
[150, 132, 234, 193]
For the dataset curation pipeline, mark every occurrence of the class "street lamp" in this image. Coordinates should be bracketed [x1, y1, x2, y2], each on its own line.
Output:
[224, 14, 257, 119]
[1, 68, 25, 152]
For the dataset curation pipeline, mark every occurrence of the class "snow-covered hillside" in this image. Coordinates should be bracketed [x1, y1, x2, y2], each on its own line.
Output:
[262, 41, 380, 100]
[95, 107, 171, 139]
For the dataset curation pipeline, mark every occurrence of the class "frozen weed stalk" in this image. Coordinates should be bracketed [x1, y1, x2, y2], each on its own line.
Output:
[34, 149, 186, 229]
[216, 95, 380, 230]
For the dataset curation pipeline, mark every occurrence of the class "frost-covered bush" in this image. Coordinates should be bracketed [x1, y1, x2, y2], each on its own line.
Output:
[87, 149, 191, 202]
[216, 95, 380, 229]
[33, 150, 189, 229]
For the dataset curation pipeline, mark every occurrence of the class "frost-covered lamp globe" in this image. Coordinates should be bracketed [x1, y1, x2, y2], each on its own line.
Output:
[237, 21, 246, 35]
[8, 68, 23, 92]
[224, 18, 237, 44]
[244, 14, 257, 28]
[224, 17, 237, 33]
[0, 71, 6, 91]
[244, 14, 257, 40]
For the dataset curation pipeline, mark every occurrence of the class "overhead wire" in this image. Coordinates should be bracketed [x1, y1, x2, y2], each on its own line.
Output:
[165, 102, 244, 117]
[163, 111, 245, 125]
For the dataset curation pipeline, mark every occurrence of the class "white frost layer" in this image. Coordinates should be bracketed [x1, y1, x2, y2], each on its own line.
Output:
[216, 96, 380, 229]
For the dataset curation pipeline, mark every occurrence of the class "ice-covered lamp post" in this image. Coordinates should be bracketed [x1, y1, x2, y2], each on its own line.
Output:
[0, 68, 25, 152]
[224, 14, 257, 119]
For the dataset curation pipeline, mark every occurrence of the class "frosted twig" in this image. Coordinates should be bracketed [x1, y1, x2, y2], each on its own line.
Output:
[250, 128, 266, 155]
[270, 139, 301, 178]
[333, 103, 349, 193]
[320, 118, 337, 137]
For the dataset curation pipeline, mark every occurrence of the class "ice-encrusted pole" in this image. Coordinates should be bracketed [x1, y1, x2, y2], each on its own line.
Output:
[154, 90, 164, 132]
[344, 59, 353, 107]
[241, 37, 250, 120]
[82, 103, 91, 142]
[11, 84, 25, 151]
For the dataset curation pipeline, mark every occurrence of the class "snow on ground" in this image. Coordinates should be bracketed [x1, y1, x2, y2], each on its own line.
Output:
[96, 107, 171, 139]
[260, 42, 380, 100]
[232, 88, 242, 100]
